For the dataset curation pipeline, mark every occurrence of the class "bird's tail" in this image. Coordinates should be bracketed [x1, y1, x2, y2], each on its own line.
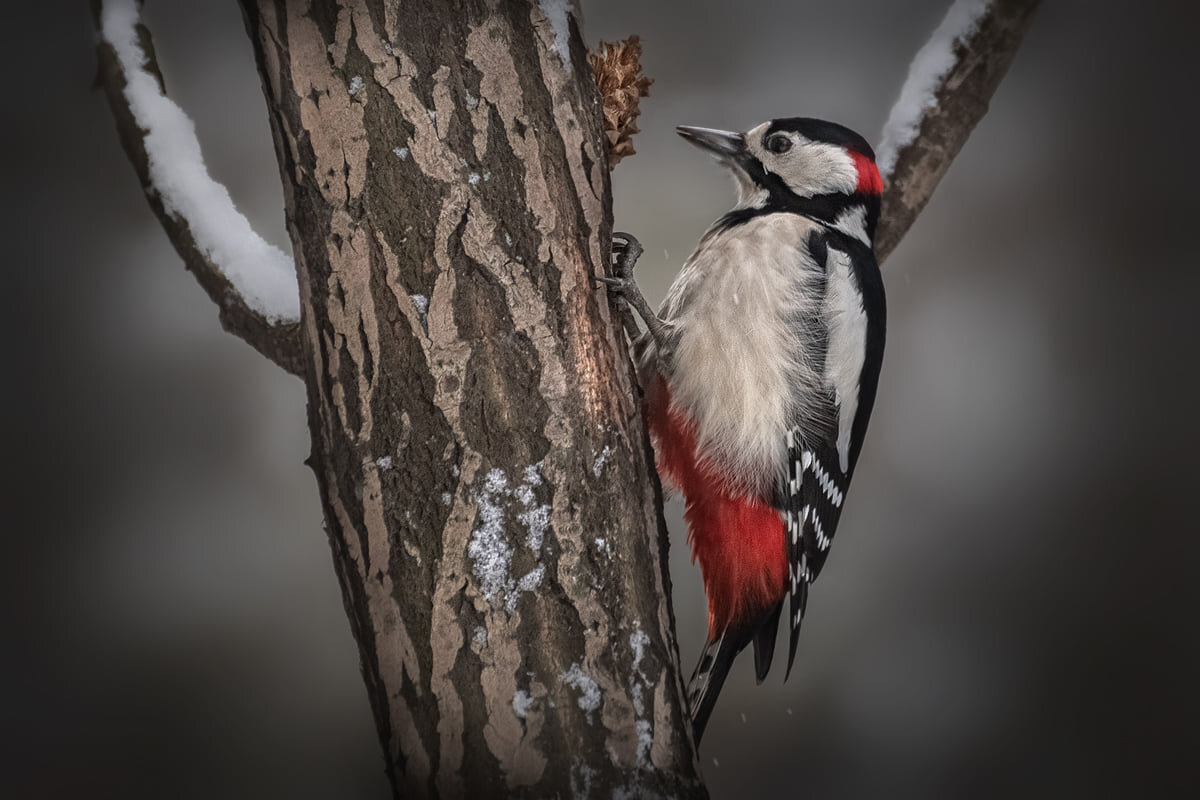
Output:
[686, 625, 755, 745]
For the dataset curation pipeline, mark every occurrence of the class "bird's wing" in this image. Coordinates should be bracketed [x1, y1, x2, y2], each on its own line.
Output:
[784, 424, 849, 676]
[784, 239, 874, 676]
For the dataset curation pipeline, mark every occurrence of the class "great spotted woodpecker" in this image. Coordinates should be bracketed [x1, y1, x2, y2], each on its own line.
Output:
[603, 118, 886, 744]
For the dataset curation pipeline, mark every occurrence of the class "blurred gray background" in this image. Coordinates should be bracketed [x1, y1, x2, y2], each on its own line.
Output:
[7, 0, 1199, 797]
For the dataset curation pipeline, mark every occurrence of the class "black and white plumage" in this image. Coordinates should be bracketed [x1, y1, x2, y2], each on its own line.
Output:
[604, 118, 886, 744]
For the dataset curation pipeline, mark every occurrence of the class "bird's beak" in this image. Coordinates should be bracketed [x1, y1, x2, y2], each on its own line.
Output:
[676, 126, 746, 160]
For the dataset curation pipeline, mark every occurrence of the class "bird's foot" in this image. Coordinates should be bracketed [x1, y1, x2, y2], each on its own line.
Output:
[611, 231, 644, 280]
[598, 232, 674, 364]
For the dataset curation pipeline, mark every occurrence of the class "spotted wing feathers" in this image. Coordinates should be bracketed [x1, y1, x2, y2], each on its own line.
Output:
[784, 426, 850, 676]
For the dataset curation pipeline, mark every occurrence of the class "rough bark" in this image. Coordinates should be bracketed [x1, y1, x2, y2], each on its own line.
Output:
[875, 0, 1040, 263]
[238, 1, 703, 797]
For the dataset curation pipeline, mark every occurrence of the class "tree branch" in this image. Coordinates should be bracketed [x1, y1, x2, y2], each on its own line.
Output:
[875, 0, 1041, 263]
[93, 0, 304, 376]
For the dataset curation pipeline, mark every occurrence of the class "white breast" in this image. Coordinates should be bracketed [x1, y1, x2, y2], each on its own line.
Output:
[652, 213, 827, 498]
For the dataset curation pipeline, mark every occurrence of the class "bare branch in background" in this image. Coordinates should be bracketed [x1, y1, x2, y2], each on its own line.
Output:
[93, 0, 304, 375]
[875, 0, 1041, 263]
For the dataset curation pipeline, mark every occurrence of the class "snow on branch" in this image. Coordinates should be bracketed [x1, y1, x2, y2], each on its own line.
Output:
[876, 0, 993, 177]
[874, 0, 1040, 263]
[94, 0, 304, 374]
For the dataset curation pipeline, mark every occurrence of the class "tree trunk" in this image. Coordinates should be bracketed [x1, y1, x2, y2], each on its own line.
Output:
[238, 1, 704, 796]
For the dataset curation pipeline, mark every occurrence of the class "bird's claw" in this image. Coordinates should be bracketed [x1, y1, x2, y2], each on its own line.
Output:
[594, 275, 631, 290]
[610, 231, 644, 280]
[598, 233, 642, 296]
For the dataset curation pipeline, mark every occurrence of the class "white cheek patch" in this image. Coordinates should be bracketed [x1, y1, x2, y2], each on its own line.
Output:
[778, 139, 859, 197]
[747, 132, 859, 198]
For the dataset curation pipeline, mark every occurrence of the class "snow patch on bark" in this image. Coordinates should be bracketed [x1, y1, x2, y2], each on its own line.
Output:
[877, 0, 993, 177]
[560, 662, 601, 721]
[466, 463, 551, 609]
[538, 0, 575, 69]
[628, 623, 654, 765]
[467, 469, 513, 603]
[512, 689, 534, 719]
[99, 0, 300, 323]
[592, 445, 612, 477]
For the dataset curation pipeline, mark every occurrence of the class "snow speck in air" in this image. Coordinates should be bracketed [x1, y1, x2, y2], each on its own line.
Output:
[99, 0, 299, 323]
[412, 294, 429, 315]
[592, 445, 612, 477]
[713, 758, 720, 767]
[394, 146, 410, 160]
[376, 455, 393, 469]
[560, 662, 601, 719]
[539, 0, 574, 69]
[876, 0, 992, 176]
[348, 75, 365, 97]
[513, 689, 534, 719]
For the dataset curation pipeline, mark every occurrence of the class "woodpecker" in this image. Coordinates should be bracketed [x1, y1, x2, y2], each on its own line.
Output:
[603, 118, 886, 744]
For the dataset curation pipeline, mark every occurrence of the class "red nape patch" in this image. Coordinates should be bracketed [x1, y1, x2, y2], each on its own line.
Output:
[647, 380, 787, 638]
[851, 150, 883, 195]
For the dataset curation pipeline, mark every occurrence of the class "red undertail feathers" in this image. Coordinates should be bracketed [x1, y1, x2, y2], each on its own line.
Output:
[647, 379, 786, 638]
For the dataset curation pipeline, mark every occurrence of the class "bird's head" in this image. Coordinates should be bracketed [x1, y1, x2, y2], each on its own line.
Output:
[677, 118, 883, 242]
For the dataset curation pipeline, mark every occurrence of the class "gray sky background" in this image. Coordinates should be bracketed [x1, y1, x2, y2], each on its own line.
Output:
[6, 1, 1198, 797]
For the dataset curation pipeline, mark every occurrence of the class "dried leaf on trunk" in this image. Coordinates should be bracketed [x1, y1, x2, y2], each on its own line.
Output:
[589, 35, 653, 167]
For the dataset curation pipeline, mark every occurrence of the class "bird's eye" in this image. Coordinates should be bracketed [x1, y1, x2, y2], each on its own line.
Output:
[765, 134, 793, 154]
